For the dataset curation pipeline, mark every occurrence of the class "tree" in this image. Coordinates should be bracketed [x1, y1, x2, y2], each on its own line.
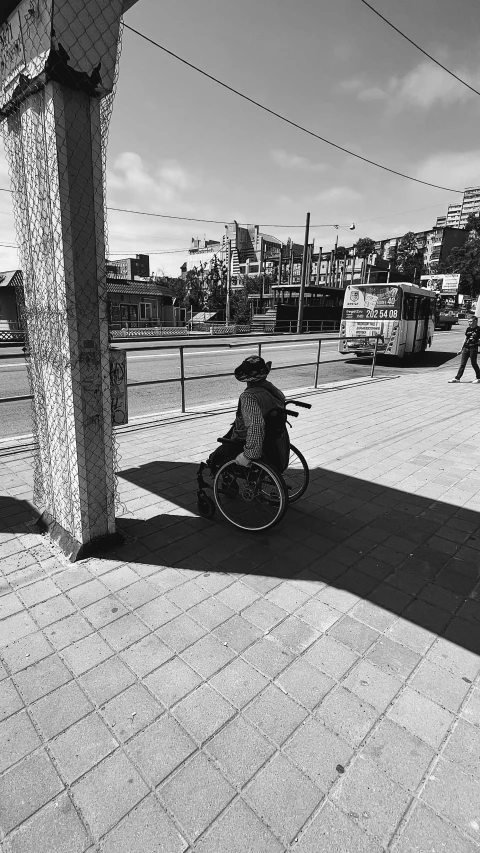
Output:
[396, 232, 423, 282]
[440, 239, 480, 299]
[465, 213, 480, 236]
[335, 245, 348, 259]
[354, 237, 376, 258]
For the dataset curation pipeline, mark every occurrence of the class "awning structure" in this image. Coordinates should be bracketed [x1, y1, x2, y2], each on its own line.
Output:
[191, 311, 218, 322]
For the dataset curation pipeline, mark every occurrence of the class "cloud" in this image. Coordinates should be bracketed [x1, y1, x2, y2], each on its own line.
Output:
[416, 150, 480, 190]
[341, 58, 480, 111]
[107, 152, 200, 206]
[270, 149, 327, 172]
[315, 186, 361, 203]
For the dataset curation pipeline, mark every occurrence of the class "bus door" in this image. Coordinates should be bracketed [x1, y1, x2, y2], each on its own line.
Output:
[415, 297, 431, 352]
[403, 294, 419, 354]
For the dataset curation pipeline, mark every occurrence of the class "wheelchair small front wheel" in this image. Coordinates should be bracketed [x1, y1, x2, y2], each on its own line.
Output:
[197, 493, 216, 518]
[214, 459, 288, 531]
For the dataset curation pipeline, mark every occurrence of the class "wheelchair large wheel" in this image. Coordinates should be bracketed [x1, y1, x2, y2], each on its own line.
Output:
[214, 459, 288, 532]
[283, 444, 309, 503]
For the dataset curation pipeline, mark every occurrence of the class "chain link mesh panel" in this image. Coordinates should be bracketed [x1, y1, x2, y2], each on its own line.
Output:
[0, 2, 125, 550]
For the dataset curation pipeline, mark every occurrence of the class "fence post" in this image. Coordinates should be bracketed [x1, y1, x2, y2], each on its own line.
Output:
[180, 346, 186, 412]
[258, 342, 262, 359]
[371, 336, 379, 378]
[314, 339, 322, 388]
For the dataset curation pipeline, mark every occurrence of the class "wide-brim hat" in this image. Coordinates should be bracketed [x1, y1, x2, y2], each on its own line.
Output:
[234, 355, 272, 382]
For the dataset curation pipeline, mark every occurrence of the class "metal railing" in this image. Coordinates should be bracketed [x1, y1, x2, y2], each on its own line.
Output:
[0, 335, 380, 412]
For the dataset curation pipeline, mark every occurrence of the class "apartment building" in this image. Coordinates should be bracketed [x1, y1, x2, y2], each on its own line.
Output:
[441, 187, 480, 229]
[375, 226, 467, 273]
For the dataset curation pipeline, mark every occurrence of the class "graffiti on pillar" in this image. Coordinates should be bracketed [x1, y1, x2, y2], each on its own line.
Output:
[109, 348, 128, 426]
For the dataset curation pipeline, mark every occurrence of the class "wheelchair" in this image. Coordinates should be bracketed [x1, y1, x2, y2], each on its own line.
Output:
[196, 399, 311, 532]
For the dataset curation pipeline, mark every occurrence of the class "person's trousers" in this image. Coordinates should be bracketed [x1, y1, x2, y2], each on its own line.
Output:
[455, 347, 480, 380]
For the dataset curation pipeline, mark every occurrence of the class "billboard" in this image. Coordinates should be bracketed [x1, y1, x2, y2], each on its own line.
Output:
[420, 274, 460, 294]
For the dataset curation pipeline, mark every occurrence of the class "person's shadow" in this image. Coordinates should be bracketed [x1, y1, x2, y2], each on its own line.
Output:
[116, 457, 480, 658]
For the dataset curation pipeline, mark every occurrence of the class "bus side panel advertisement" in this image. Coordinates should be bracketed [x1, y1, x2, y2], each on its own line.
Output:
[341, 286, 401, 351]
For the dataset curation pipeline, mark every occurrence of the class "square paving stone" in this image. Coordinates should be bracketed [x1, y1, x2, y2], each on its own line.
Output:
[328, 616, 380, 654]
[276, 659, 335, 710]
[144, 657, 201, 707]
[297, 599, 343, 631]
[120, 633, 173, 677]
[462, 688, 480, 728]
[294, 800, 384, 853]
[0, 592, 25, 621]
[426, 638, 480, 682]
[206, 716, 275, 787]
[100, 613, 150, 652]
[0, 678, 23, 722]
[210, 658, 268, 709]
[102, 794, 187, 853]
[8, 793, 89, 853]
[421, 757, 480, 842]
[443, 718, 480, 779]
[285, 717, 353, 792]
[172, 683, 235, 743]
[315, 686, 379, 747]
[409, 660, 471, 712]
[102, 683, 163, 742]
[30, 680, 93, 739]
[195, 798, 283, 853]
[216, 581, 260, 612]
[245, 752, 322, 844]
[61, 634, 113, 676]
[181, 634, 235, 678]
[242, 637, 294, 679]
[82, 595, 129, 628]
[71, 750, 148, 839]
[159, 753, 235, 841]
[265, 582, 311, 613]
[101, 565, 139, 592]
[44, 613, 93, 650]
[79, 656, 136, 706]
[363, 717, 435, 791]
[0, 709, 41, 773]
[268, 615, 320, 654]
[67, 579, 109, 608]
[392, 800, 479, 853]
[352, 600, 398, 632]
[116, 579, 160, 609]
[156, 613, 206, 652]
[304, 635, 358, 679]
[387, 687, 454, 749]
[17, 578, 60, 608]
[0, 749, 64, 833]
[331, 755, 411, 846]
[366, 637, 421, 679]
[165, 579, 210, 610]
[135, 597, 182, 630]
[242, 598, 288, 632]
[126, 714, 196, 785]
[50, 712, 118, 783]
[244, 684, 307, 745]
[188, 598, 235, 630]
[13, 654, 72, 703]
[343, 660, 403, 712]
[0, 631, 53, 673]
[386, 618, 436, 655]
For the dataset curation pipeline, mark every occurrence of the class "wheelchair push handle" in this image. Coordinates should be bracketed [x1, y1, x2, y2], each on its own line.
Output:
[285, 399, 312, 409]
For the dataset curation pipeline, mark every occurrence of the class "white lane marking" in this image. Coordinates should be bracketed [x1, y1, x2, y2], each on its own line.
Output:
[0, 362, 27, 368]
[127, 342, 328, 360]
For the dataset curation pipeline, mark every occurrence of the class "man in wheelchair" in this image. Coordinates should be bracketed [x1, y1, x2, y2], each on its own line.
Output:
[206, 355, 289, 475]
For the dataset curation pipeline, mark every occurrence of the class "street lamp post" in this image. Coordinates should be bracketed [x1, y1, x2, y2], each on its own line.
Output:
[296, 212, 310, 334]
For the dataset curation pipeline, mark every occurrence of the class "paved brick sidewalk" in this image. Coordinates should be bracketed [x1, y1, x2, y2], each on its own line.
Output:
[1, 369, 480, 852]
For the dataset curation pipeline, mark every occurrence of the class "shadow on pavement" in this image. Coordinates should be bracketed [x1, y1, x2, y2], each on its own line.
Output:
[117, 459, 480, 659]
[0, 495, 37, 533]
[346, 351, 458, 370]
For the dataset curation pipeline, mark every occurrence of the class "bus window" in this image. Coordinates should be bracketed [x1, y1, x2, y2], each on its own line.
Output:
[403, 294, 419, 320]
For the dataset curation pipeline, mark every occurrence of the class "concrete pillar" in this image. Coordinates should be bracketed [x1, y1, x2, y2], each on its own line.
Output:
[0, 0, 137, 559]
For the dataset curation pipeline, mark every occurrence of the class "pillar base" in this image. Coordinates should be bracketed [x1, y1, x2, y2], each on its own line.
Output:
[35, 510, 124, 562]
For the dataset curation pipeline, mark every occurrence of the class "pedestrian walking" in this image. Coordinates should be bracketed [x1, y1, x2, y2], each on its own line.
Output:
[449, 316, 480, 383]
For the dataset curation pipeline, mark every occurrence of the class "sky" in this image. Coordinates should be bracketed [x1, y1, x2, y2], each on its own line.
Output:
[1, 0, 480, 276]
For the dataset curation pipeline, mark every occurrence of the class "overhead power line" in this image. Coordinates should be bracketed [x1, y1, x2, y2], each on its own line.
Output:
[124, 23, 462, 194]
[358, 0, 480, 99]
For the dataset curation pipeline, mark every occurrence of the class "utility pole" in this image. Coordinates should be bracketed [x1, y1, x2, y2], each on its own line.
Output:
[315, 247, 323, 287]
[296, 212, 310, 334]
[225, 238, 231, 322]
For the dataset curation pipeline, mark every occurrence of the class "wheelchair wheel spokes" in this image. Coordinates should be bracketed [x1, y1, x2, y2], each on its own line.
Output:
[214, 460, 287, 531]
[283, 444, 309, 503]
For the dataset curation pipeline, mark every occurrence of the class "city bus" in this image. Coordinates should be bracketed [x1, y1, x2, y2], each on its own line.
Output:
[339, 282, 437, 358]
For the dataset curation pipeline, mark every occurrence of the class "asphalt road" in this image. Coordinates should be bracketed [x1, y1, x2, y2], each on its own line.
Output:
[0, 325, 465, 443]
